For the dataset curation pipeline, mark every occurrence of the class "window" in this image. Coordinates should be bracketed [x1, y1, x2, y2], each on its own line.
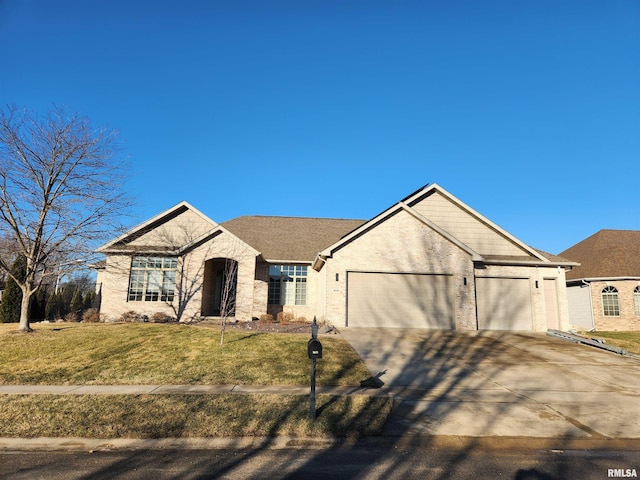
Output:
[601, 286, 620, 316]
[635, 286, 640, 317]
[268, 265, 307, 305]
[128, 256, 177, 302]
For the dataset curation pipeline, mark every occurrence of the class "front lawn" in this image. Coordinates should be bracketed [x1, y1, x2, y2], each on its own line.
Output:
[1, 393, 392, 439]
[590, 331, 640, 356]
[0, 322, 371, 386]
[0, 322, 392, 438]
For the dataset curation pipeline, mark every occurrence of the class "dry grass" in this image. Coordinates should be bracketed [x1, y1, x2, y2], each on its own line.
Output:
[1, 394, 393, 438]
[0, 322, 371, 386]
[0, 322, 393, 438]
[590, 331, 640, 355]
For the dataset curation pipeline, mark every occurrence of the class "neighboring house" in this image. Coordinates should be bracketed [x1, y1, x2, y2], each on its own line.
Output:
[560, 230, 640, 331]
[96, 184, 576, 331]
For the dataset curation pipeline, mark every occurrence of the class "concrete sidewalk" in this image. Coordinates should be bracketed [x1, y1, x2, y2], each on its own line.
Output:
[2, 379, 640, 452]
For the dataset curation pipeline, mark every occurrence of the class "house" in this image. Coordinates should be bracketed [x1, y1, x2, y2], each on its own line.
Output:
[96, 183, 576, 331]
[560, 230, 640, 331]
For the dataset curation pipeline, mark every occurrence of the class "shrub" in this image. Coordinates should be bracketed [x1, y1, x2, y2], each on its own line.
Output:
[82, 308, 102, 323]
[119, 311, 148, 323]
[277, 312, 294, 324]
[259, 314, 274, 323]
[150, 312, 175, 323]
[64, 312, 81, 323]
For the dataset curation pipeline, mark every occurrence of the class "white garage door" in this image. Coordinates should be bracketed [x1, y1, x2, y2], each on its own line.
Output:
[476, 277, 533, 330]
[347, 272, 454, 328]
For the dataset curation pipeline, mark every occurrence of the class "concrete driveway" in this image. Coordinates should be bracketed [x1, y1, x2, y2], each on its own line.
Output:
[339, 328, 640, 443]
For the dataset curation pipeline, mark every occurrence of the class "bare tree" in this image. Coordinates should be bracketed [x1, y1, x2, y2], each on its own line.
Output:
[0, 104, 132, 332]
[219, 258, 238, 345]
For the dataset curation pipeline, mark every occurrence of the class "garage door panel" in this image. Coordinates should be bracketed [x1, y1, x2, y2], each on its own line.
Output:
[347, 272, 454, 328]
[476, 277, 532, 330]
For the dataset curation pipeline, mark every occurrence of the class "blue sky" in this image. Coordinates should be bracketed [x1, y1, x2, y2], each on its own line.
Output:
[1, 0, 638, 255]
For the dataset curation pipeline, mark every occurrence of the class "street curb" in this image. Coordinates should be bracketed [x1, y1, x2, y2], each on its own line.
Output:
[1, 435, 639, 452]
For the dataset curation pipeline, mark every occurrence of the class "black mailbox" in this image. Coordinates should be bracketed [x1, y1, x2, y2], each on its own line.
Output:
[307, 338, 323, 359]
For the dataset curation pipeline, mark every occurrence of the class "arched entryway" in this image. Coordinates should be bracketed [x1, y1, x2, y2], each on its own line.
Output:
[201, 258, 238, 317]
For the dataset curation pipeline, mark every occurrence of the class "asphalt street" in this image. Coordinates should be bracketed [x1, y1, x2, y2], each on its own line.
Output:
[1, 444, 639, 480]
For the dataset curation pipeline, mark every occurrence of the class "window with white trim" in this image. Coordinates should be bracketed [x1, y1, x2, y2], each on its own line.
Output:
[601, 286, 620, 316]
[268, 265, 307, 305]
[634, 286, 640, 317]
[128, 256, 178, 302]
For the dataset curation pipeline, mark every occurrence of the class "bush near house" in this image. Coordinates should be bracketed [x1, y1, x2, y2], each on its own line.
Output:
[82, 308, 102, 323]
[115, 311, 177, 323]
[118, 311, 148, 323]
[150, 312, 176, 323]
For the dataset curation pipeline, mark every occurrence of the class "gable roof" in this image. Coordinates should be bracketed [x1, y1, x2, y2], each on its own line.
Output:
[96, 201, 259, 257]
[561, 230, 640, 280]
[95, 201, 364, 262]
[222, 216, 366, 262]
[315, 183, 576, 269]
[96, 185, 578, 268]
[96, 201, 215, 253]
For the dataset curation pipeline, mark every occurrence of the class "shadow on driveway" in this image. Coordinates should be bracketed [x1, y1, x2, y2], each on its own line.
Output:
[340, 328, 640, 439]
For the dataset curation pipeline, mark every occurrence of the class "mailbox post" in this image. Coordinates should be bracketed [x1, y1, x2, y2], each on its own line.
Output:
[308, 316, 322, 420]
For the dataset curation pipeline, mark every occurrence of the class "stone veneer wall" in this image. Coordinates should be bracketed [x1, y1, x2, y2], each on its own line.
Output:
[98, 233, 259, 322]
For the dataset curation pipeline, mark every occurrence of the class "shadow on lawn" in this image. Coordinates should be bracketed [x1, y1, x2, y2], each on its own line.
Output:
[19, 272, 611, 479]
[18, 327, 635, 480]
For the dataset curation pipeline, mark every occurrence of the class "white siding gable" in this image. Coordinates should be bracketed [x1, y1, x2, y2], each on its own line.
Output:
[409, 190, 530, 257]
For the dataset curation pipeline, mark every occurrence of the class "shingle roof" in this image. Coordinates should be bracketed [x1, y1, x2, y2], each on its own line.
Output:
[221, 216, 367, 262]
[560, 230, 640, 280]
[533, 249, 577, 265]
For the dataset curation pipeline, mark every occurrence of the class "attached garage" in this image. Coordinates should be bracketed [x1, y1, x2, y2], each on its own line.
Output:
[346, 271, 455, 328]
[313, 184, 576, 332]
[476, 277, 533, 330]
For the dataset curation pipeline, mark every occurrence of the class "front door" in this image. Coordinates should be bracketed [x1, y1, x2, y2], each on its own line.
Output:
[202, 258, 237, 317]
